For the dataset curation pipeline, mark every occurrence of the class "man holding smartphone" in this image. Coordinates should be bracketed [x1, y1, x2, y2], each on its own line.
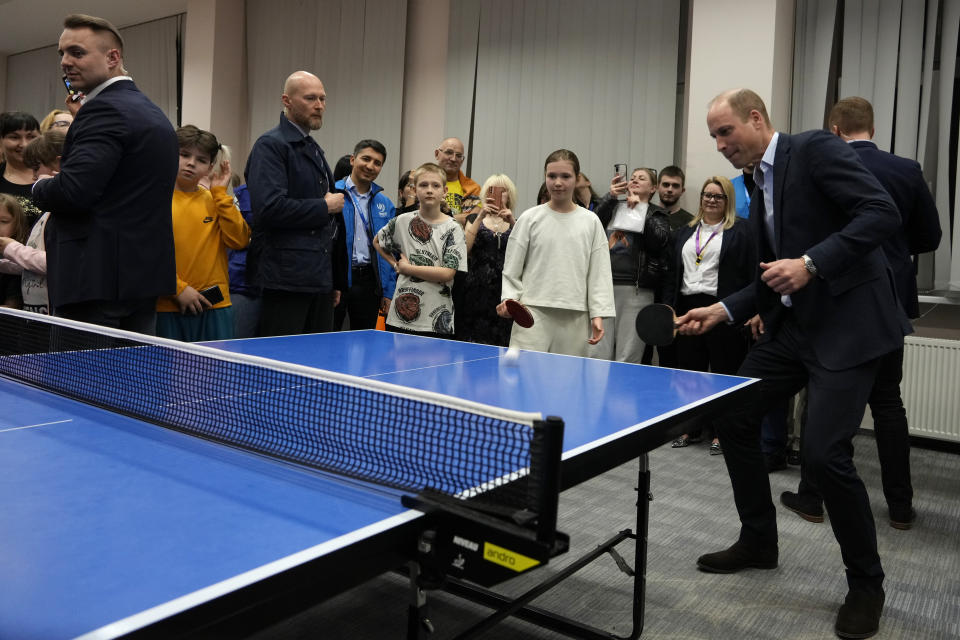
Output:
[33, 14, 178, 334]
[61, 75, 83, 108]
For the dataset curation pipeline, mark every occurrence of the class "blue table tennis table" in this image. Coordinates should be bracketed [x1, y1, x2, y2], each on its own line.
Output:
[1, 329, 755, 639]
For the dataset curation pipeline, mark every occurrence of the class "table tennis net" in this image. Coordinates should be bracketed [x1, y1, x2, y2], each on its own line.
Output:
[0, 309, 551, 513]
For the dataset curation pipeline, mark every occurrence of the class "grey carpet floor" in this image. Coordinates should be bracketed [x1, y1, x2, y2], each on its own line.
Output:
[251, 434, 960, 639]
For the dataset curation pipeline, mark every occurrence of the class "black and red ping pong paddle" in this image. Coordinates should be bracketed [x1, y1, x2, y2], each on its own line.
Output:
[504, 299, 534, 328]
[635, 303, 678, 346]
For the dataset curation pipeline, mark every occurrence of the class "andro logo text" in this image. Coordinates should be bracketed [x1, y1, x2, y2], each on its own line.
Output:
[482, 542, 539, 572]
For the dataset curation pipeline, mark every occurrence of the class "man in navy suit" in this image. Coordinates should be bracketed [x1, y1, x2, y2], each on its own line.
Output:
[244, 71, 346, 337]
[782, 97, 941, 530]
[33, 14, 178, 333]
[677, 89, 912, 639]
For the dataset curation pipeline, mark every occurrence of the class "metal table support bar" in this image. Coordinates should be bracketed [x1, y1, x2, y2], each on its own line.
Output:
[440, 453, 652, 639]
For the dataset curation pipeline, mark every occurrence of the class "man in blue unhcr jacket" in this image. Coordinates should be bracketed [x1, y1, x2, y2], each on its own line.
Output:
[334, 139, 398, 329]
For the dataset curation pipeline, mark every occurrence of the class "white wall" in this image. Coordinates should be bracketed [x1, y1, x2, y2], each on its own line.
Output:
[0, 56, 7, 112]
[181, 0, 216, 130]
[683, 0, 795, 204]
[399, 0, 450, 173]
[181, 0, 248, 167]
[209, 0, 247, 161]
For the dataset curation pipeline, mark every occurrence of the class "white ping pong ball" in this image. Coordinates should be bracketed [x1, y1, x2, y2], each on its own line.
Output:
[502, 347, 520, 366]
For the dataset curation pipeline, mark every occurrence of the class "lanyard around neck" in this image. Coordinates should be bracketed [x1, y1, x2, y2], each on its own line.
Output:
[346, 187, 373, 240]
[695, 223, 721, 265]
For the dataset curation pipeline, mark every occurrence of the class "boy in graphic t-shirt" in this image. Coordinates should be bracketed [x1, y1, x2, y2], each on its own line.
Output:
[374, 163, 467, 337]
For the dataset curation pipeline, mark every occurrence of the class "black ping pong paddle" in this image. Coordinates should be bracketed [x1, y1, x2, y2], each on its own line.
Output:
[635, 303, 678, 346]
[504, 299, 534, 328]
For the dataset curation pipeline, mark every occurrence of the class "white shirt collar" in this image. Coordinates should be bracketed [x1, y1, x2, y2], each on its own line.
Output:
[82, 75, 132, 103]
[756, 131, 780, 177]
[346, 175, 364, 194]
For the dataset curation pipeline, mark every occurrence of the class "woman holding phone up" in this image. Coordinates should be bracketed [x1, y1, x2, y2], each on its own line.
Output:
[590, 167, 671, 363]
[455, 174, 517, 346]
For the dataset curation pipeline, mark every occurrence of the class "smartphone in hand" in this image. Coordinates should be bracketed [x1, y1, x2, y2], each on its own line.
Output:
[199, 285, 224, 306]
[614, 163, 628, 201]
[62, 75, 82, 102]
[489, 185, 506, 212]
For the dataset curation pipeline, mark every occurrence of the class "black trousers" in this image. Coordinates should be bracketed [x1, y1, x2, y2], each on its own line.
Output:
[334, 265, 380, 331]
[675, 294, 749, 375]
[798, 346, 912, 511]
[258, 289, 334, 337]
[655, 342, 679, 368]
[718, 314, 883, 592]
[56, 298, 157, 335]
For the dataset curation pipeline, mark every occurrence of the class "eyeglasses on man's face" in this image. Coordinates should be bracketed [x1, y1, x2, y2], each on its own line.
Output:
[701, 192, 727, 202]
[439, 149, 464, 160]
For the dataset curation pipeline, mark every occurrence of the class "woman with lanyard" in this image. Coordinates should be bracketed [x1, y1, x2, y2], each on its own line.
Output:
[662, 176, 756, 454]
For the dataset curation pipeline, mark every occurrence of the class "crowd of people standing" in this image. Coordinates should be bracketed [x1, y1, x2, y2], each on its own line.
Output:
[0, 31, 747, 368]
[0, 11, 946, 640]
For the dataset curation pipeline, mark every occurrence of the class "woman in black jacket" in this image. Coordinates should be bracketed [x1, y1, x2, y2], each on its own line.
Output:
[663, 175, 756, 454]
[591, 167, 671, 363]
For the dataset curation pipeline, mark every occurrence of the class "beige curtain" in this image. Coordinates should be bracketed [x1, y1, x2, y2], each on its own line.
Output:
[446, 0, 683, 208]
[792, 0, 960, 291]
[245, 0, 408, 192]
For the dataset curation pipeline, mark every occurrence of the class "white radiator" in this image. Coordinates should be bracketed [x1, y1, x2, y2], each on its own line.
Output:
[900, 336, 960, 442]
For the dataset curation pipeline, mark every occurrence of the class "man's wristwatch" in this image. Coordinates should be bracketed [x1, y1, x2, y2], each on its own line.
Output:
[801, 254, 818, 277]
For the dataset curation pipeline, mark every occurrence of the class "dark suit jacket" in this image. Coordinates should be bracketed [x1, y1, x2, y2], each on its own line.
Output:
[34, 80, 178, 307]
[723, 130, 912, 371]
[849, 140, 941, 319]
[244, 115, 346, 294]
[662, 217, 756, 308]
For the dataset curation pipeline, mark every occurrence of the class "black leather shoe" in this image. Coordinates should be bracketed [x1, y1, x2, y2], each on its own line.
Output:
[889, 506, 916, 530]
[787, 448, 802, 466]
[696, 543, 778, 573]
[835, 587, 884, 638]
[780, 491, 825, 523]
[764, 453, 787, 472]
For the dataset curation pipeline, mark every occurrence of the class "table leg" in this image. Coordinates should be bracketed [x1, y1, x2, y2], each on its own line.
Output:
[445, 453, 652, 639]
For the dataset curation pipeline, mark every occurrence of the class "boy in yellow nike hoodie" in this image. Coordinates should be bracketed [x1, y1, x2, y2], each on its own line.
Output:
[157, 125, 250, 341]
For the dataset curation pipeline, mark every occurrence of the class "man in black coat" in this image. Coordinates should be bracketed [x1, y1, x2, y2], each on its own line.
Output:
[244, 70, 347, 336]
[782, 96, 941, 531]
[34, 14, 178, 333]
[677, 89, 912, 639]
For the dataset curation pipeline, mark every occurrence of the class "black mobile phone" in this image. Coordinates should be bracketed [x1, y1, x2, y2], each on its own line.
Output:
[199, 285, 224, 306]
[62, 75, 82, 102]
